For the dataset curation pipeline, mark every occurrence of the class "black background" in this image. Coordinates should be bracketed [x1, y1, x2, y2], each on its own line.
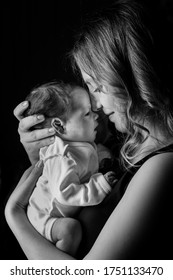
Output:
[1, 0, 173, 259]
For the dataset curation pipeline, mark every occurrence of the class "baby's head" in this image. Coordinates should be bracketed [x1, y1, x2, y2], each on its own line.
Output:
[24, 82, 98, 143]
[24, 82, 74, 128]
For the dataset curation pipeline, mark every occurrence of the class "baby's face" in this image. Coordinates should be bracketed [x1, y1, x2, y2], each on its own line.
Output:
[65, 87, 98, 143]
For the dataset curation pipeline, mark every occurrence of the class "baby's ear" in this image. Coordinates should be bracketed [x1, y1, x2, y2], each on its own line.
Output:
[51, 118, 65, 134]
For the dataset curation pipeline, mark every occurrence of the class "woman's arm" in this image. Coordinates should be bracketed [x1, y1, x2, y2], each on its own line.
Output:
[84, 152, 173, 259]
[5, 161, 75, 260]
[14, 101, 56, 164]
[5, 153, 173, 259]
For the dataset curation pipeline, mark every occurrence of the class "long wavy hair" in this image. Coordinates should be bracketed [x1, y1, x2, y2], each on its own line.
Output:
[70, 0, 173, 169]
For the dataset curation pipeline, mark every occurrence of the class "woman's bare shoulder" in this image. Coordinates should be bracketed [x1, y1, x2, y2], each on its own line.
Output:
[85, 152, 173, 259]
[130, 151, 173, 191]
[124, 151, 173, 206]
[141, 150, 173, 169]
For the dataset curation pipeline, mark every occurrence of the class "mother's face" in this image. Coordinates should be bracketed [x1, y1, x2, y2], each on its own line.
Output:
[81, 70, 127, 133]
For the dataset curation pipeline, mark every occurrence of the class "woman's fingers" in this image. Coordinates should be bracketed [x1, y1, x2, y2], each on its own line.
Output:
[17, 161, 44, 207]
[19, 125, 55, 143]
[17, 165, 35, 186]
[18, 114, 55, 144]
[18, 121, 55, 164]
[14, 102, 51, 135]
[6, 161, 44, 211]
[23, 161, 44, 187]
[13, 101, 29, 121]
[18, 115, 45, 133]
[13, 101, 55, 164]
[23, 136, 55, 164]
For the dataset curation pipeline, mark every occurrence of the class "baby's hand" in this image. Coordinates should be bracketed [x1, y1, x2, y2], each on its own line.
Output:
[104, 171, 117, 188]
[99, 158, 114, 174]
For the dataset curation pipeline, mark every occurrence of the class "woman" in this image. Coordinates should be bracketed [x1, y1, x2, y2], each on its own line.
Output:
[5, 0, 173, 259]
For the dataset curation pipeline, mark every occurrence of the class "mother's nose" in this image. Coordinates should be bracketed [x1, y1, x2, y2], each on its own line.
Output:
[90, 95, 102, 112]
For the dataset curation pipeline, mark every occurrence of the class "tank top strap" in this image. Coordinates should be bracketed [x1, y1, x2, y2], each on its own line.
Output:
[135, 143, 173, 167]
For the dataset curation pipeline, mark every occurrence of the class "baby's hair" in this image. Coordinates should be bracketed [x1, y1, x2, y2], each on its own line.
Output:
[24, 81, 77, 128]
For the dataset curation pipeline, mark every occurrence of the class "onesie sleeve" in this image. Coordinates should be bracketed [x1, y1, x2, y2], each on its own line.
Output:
[47, 153, 111, 207]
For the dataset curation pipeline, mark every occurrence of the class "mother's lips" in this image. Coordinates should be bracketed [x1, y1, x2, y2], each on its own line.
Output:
[108, 112, 114, 121]
[107, 112, 114, 117]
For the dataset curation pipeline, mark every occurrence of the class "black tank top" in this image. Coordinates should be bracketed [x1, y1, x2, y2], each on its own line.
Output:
[77, 144, 173, 259]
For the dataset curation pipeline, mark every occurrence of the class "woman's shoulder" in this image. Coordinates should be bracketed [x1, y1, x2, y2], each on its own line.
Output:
[127, 151, 173, 199]
[85, 151, 173, 259]
[142, 146, 173, 164]
[137, 150, 173, 177]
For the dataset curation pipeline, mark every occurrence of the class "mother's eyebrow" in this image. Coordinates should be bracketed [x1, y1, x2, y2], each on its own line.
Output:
[85, 77, 97, 84]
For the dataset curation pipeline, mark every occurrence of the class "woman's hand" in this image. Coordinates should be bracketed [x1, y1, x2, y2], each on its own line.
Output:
[5, 161, 44, 218]
[14, 101, 55, 164]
